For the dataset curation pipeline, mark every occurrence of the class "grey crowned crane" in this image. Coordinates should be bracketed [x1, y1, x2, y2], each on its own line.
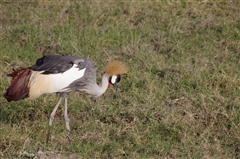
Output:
[4, 55, 127, 143]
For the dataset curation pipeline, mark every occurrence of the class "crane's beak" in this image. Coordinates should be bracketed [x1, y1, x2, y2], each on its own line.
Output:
[113, 83, 120, 92]
[108, 82, 120, 92]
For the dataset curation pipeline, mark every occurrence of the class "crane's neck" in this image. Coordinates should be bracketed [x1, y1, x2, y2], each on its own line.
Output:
[92, 73, 109, 97]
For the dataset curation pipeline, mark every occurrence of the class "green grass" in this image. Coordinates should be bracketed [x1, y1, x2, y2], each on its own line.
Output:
[1, 1, 240, 158]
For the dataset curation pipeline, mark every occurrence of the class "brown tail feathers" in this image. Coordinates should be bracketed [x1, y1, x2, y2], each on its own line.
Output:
[4, 68, 32, 102]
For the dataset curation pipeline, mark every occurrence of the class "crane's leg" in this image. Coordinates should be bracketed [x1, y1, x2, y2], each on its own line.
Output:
[64, 97, 72, 143]
[46, 97, 63, 144]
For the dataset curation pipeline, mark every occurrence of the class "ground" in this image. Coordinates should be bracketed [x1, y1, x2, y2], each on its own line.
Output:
[0, 1, 240, 158]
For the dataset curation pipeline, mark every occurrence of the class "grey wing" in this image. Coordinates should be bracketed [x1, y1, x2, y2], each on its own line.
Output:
[84, 61, 97, 83]
[64, 60, 97, 91]
[30, 55, 86, 74]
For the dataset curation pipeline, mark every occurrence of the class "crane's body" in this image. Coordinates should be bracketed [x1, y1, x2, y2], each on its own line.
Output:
[4, 55, 127, 143]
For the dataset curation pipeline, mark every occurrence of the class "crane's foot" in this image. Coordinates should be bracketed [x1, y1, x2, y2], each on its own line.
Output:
[66, 131, 72, 144]
[46, 126, 51, 144]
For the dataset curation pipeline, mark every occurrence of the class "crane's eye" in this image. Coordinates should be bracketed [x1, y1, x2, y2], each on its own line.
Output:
[109, 75, 121, 85]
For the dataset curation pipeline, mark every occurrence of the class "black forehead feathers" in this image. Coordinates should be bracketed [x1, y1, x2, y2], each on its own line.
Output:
[116, 75, 121, 83]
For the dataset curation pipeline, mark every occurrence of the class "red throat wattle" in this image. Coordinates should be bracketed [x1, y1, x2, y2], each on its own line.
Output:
[108, 82, 113, 87]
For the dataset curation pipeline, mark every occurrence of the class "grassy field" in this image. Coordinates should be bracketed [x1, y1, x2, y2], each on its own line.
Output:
[0, 1, 240, 158]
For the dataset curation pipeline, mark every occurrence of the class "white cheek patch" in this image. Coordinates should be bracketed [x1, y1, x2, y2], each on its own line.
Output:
[111, 75, 117, 84]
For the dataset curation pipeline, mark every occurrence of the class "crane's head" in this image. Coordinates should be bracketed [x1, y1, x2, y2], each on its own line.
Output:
[105, 60, 127, 89]
[108, 75, 121, 89]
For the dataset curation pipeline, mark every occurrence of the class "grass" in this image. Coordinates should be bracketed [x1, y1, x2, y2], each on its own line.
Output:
[0, 0, 240, 158]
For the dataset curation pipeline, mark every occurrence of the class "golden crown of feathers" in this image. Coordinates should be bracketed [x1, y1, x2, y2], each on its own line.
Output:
[105, 60, 127, 76]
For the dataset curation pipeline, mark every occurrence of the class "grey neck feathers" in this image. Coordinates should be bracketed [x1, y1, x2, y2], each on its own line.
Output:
[91, 73, 109, 97]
